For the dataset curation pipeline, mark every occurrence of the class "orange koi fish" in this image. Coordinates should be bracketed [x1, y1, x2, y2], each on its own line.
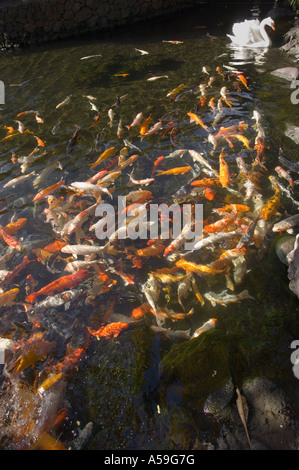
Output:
[37, 372, 63, 395]
[216, 66, 225, 79]
[139, 116, 152, 135]
[89, 147, 116, 169]
[156, 166, 192, 176]
[151, 156, 165, 177]
[0, 288, 19, 307]
[219, 149, 230, 188]
[13, 333, 55, 373]
[259, 180, 280, 221]
[191, 177, 221, 187]
[214, 122, 247, 139]
[29, 431, 66, 450]
[230, 73, 249, 90]
[131, 302, 152, 319]
[26, 269, 89, 303]
[208, 97, 216, 113]
[213, 203, 250, 214]
[0, 227, 22, 250]
[34, 135, 45, 147]
[3, 218, 27, 235]
[1, 255, 32, 286]
[43, 240, 67, 253]
[88, 321, 129, 339]
[231, 134, 251, 149]
[175, 259, 227, 276]
[32, 180, 65, 202]
[204, 187, 216, 200]
[137, 239, 165, 258]
[187, 112, 208, 131]
[47, 348, 85, 375]
[203, 214, 236, 233]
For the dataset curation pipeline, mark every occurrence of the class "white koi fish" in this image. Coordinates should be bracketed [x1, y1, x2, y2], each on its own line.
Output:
[204, 289, 255, 307]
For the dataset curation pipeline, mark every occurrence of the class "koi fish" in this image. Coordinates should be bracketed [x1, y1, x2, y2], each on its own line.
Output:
[147, 75, 168, 81]
[143, 121, 163, 136]
[51, 120, 61, 134]
[32, 180, 65, 202]
[126, 112, 143, 130]
[203, 213, 236, 233]
[70, 181, 112, 200]
[175, 259, 228, 276]
[66, 125, 81, 154]
[167, 84, 185, 97]
[0, 227, 22, 250]
[89, 147, 115, 169]
[187, 112, 208, 131]
[135, 48, 149, 55]
[3, 171, 36, 189]
[272, 213, 299, 232]
[219, 149, 230, 187]
[191, 177, 221, 187]
[204, 289, 255, 307]
[3, 218, 27, 235]
[88, 321, 129, 339]
[275, 166, 293, 186]
[150, 325, 191, 340]
[127, 172, 155, 187]
[234, 73, 249, 90]
[156, 166, 192, 176]
[204, 187, 216, 200]
[191, 318, 217, 338]
[35, 114, 44, 124]
[61, 244, 106, 255]
[137, 241, 165, 258]
[37, 372, 64, 395]
[192, 230, 241, 251]
[259, 178, 280, 221]
[163, 40, 183, 44]
[163, 222, 195, 257]
[0, 288, 19, 307]
[26, 269, 89, 303]
[131, 302, 152, 319]
[151, 156, 165, 177]
[231, 134, 251, 149]
[188, 150, 219, 176]
[56, 95, 71, 109]
[140, 116, 152, 135]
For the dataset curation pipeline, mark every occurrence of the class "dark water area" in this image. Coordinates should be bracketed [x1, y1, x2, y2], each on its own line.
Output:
[0, 0, 298, 451]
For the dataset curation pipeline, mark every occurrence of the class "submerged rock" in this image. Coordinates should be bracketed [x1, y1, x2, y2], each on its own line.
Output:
[271, 67, 299, 81]
[203, 378, 234, 416]
[285, 125, 299, 145]
[215, 376, 299, 450]
[274, 234, 296, 265]
[287, 233, 299, 298]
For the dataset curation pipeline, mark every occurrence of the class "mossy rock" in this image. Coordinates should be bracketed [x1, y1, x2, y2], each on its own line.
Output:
[66, 321, 172, 449]
[159, 330, 235, 405]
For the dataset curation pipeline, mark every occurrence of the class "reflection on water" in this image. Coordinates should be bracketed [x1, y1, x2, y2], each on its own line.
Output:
[0, 2, 298, 450]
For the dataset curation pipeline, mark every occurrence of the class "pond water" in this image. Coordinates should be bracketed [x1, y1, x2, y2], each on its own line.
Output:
[0, 1, 299, 451]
